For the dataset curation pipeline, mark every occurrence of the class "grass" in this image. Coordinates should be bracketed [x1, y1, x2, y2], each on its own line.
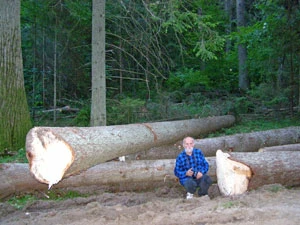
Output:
[7, 194, 37, 210]
[6, 190, 89, 210]
[0, 148, 28, 163]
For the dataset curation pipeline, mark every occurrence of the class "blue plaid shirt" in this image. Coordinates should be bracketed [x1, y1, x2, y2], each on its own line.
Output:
[174, 148, 209, 185]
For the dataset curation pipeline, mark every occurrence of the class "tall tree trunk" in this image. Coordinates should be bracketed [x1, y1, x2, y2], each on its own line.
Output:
[0, 0, 32, 152]
[224, 0, 233, 53]
[90, 0, 106, 126]
[236, 0, 249, 91]
[53, 16, 57, 122]
[26, 115, 235, 188]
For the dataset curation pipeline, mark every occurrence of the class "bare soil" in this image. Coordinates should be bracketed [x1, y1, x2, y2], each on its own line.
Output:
[1, 184, 300, 225]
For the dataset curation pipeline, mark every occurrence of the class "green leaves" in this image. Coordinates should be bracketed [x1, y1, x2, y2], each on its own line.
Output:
[160, 0, 225, 61]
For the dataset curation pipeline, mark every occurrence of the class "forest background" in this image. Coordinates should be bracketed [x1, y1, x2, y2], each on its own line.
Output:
[1, 0, 300, 156]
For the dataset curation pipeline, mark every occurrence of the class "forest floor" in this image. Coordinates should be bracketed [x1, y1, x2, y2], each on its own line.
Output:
[1, 183, 300, 225]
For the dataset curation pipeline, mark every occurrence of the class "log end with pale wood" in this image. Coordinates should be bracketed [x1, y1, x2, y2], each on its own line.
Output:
[216, 150, 252, 196]
[216, 149, 300, 196]
[26, 127, 75, 189]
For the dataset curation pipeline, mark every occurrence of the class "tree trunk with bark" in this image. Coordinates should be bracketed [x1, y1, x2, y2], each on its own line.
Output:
[258, 143, 300, 152]
[128, 127, 300, 159]
[2, 149, 300, 199]
[26, 115, 235, 188]
[0, 159, 216, 200]
[216, 150, 300, 196]
[90, 0, 106, 126]
[0, 0, 32, 152]
[236, 0, 249, 90]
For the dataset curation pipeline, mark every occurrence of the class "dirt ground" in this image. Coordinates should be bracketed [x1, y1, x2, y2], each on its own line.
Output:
[1, 183, 300, 225]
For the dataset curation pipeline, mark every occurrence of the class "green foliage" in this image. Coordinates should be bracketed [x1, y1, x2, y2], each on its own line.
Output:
[0, 149, 28, 163]
[8, 195, 37, 210]
[7, 190, 88, 210]
[166, 68, 209, 92]
[160, 0, 226, 62]
[45, 190, 88, 200]
[17, 0, 300, 141]
[73, 106, 91, 127]
[107, 97, 146, 125]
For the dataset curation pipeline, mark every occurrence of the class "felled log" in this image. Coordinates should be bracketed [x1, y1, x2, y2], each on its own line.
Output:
[0, 158, 217, 199]
[216, 150, 300, 196]
[42, 105, 80, 113]
[132, 126, 300, 159]
[2, 150, 300, 199]
[259, 143, 300, 152]
[25, 115, 234, 188]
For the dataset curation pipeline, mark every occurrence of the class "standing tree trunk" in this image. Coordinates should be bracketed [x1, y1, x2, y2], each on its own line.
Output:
[0, 0, 32, 152]
[236, 0, 249, 91]
[224, 0, 233, 53]
[53, 16, 58, 122]
[90, 0, 106, 126]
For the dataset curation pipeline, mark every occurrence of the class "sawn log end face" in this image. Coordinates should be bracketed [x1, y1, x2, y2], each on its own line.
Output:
[216, 149, 252, 196]
[25, 127, 75, 189]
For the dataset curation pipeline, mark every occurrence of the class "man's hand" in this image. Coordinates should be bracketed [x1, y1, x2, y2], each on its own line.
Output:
[186, 168, 193, 177]
[196, 172, 203, 179]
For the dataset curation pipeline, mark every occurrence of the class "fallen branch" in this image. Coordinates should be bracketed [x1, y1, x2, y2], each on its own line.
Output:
[42, 105, 79, 113]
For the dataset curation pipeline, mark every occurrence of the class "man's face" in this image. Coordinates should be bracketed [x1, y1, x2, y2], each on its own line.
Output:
[184, 138, 195, 153]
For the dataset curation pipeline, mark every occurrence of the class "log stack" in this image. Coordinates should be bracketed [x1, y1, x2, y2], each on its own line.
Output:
[1, 116, 300, 199]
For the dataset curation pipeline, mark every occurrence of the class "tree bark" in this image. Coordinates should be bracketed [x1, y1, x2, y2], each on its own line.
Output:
[258, 143, 300, 152]
[216, 150, 300, 196]
[0, 0, 32, 152]
[2, 149, 300, 199]
[90, 0, 106, 126]
[0, 158, 217, 200]
[236, 0, 249, 90]
[26, 115, 235, 188]
[129, 126, 300, 159]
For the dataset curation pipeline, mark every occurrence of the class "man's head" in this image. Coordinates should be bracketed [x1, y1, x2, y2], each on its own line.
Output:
[183, 136, 195, 154]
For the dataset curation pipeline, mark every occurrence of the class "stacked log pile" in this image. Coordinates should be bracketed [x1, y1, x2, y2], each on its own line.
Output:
[1, 115, 300, 199]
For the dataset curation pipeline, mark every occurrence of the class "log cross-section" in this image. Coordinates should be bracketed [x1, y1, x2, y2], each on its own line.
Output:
[216, 150, 252, 196]
[26, 128, 75, 189]
[216, 150, 300, 196]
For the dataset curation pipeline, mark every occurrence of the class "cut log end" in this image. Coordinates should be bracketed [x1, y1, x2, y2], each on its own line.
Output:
[216, 149, 252, 196]
[26, 127, 75, 188]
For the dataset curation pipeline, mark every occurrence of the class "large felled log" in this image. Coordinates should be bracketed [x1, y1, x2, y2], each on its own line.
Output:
[216, 150, 300, 196]
[259, 143, 300, 152]
[2, 150, 300, 199]
[132, 126, 300, 159]
[0, 159, 217, 199]
[26, 115, 234, 188]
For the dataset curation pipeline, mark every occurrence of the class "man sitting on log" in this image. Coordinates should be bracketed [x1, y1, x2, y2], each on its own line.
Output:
[174, 136, 212, 199]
